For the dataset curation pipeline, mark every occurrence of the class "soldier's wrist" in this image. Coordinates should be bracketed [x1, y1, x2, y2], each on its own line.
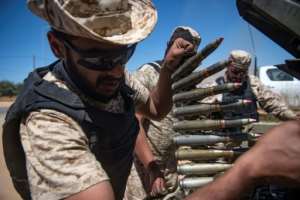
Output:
[147, 160, 160, 171]
[147, 160, 164, 178]
[161, 61, 175, 74]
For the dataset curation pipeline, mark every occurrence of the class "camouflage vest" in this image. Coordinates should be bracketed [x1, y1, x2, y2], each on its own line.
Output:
[2, 61, 139, 200]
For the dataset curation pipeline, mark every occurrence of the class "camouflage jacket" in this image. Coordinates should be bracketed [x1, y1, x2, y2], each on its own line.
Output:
[19, 61, 150, 200]
[132, 62, 178, 167]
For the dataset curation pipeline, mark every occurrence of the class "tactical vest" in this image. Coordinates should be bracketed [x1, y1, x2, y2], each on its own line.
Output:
[2, 61, 139, 200]
[217, 77, 259, 122]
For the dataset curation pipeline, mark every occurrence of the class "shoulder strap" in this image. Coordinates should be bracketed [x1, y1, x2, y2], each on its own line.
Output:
[139, 60, 162, 73]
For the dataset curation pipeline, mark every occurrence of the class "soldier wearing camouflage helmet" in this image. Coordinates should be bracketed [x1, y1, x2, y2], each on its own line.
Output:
[200, 49, 298, 200]
[202, 49, 297, 122]
[2, 1, 197, 200]
[124, 26, 201, 200]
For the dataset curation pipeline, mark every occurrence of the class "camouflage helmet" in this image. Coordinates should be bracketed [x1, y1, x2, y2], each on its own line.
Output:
[229, 50, 252, 70]
[27, 0, 157, 45]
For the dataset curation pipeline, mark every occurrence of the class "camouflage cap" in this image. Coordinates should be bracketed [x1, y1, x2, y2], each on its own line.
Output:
[27, 0, 157, 45]
[229, 50, 252, 70]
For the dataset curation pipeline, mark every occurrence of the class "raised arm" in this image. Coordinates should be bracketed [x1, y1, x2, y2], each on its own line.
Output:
[136, 38, 195, 120]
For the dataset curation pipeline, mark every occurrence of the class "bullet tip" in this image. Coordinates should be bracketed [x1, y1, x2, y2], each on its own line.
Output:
[233, 83, 242, 87]
[243, 99, 252, 104]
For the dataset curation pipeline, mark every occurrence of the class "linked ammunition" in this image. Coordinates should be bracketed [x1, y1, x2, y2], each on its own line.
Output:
[172, 134, 249, 146]
[175, 149, 245, 161]
[173, 100, 252, 117]
[177, 163, 233, 175]
[173, 83, 242, 103]
[172, 60, 231, 91]
[171, 38, 223, 81]
[180, 177, 214, 189]
[173, 118, 256, 132]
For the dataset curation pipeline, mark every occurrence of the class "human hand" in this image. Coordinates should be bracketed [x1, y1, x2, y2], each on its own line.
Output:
[184, 121, 300, 200]
[147, 160, 167, 197]
[237, 120, 300, 186]
[150, 176, 166, 197]
[163, 38, 195, 73]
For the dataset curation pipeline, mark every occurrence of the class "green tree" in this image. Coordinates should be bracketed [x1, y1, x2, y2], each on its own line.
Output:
[0, 80, 23, 97]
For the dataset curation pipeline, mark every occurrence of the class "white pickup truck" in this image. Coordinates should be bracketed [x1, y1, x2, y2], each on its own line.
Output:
[259, 65, 300, 109]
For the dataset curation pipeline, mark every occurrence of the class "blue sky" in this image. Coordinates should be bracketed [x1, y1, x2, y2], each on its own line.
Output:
[0, 0, 294, 83]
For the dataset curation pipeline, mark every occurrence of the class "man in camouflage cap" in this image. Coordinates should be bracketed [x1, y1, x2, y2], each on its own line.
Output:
[202, 49, 297, 121]
[2, 1, 197, 200]
[201, 49, 298, 200]
[124, 26, 201, 200]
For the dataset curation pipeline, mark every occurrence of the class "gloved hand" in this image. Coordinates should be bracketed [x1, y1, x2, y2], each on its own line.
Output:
[147, 160, 167, 197]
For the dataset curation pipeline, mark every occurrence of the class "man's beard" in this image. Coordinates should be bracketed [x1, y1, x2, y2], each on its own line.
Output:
[81, 78, 122, 103]
[64, 52, 123, 103]
[225, 71, 248, 94]
[226, 71, 245, 83]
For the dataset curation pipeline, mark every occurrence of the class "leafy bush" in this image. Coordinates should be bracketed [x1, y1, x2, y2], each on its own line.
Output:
[0, 81, 23, 97]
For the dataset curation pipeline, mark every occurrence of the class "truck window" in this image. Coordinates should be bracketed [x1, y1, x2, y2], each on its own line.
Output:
[266, 68, 294, 81]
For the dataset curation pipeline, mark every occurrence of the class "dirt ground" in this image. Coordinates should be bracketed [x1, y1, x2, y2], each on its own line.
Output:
[0, 101, 13, 108]
[0, 110, 21, 200]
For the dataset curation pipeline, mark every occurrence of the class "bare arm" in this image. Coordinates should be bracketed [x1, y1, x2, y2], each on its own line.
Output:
[137, 38, 194, 120]
[185, 161, 253, 200]
[136, 67, 172, 120]
[134, 113, 166, 196]
[66, 181, 114, 200]
[186, 120, 300, 200]
[134, 114, 156, 167]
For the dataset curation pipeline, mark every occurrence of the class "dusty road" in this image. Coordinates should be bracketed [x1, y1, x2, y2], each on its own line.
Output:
[0, 108, 22, 200]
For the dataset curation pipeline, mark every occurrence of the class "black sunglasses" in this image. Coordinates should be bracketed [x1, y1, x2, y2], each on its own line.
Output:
[53, 30, 137, 70]
[63, 39, 137, 70]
